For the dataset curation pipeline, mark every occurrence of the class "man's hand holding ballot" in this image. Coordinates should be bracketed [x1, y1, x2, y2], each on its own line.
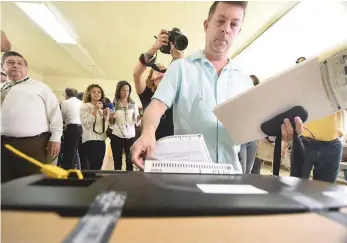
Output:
[281, 118, 304, 142]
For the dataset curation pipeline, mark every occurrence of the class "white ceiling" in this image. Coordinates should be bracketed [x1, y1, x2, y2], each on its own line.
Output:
[1, 1, 297, 82]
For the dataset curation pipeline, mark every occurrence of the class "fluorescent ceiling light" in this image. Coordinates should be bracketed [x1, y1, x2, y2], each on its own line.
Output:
[15, 2, 76, 44]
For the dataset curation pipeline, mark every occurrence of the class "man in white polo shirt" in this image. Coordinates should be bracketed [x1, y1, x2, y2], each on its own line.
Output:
[60, 88, 83, 170]
[1, 51, 63, 182]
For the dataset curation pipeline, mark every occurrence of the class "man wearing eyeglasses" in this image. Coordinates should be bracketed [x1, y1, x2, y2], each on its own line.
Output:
[1, 51, 63, 183]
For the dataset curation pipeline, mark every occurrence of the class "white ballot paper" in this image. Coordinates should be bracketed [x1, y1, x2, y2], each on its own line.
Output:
[213, 47, 347, 145]
[146, 134, 213, 162]
[144, 134, 236, 174]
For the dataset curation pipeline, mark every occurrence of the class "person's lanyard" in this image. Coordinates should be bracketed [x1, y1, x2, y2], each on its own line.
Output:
[0, 77, 30, 92]
[122, 104, 129, 126]
[114, 102, 130, 139]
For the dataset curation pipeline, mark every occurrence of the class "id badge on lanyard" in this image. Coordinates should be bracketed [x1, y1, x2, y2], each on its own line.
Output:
[123, 124, 132, 136]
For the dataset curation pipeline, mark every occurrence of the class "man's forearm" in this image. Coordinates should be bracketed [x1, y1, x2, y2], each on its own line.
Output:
[142, 99, 167, 136]
[147, 46, 158, 57]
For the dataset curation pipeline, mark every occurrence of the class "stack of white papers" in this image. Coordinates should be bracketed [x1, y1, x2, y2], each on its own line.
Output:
[213, 47, 347, 145]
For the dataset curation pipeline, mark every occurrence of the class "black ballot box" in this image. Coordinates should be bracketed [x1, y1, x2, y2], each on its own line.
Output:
[1, 171, 347, 217]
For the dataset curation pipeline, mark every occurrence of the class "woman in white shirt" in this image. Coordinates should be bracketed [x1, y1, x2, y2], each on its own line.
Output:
[80, 84, 110, 170]
[110, 81, 141, 171]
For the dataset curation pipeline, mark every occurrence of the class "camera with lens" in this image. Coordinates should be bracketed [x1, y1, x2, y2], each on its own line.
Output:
[160, 28, 188, 55]
[102, 102, 109, 110]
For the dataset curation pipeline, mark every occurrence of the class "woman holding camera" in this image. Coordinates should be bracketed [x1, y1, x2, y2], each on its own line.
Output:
[133, 29, 184, 140]
[80, 84, 111, 170]
[109, 81, 141, 171]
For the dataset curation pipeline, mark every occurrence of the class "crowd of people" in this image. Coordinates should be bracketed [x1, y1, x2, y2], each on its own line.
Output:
[1, 1, 343, 184]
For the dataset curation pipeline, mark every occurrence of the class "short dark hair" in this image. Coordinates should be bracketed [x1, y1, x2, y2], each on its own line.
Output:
[65, 88, 78, 98]
[1, 51, 28, 66]
[296, 57, 306, 64]
[208, 1, 248, 20]
[76, 92, 84, 101]
[250, 75, 260, 86]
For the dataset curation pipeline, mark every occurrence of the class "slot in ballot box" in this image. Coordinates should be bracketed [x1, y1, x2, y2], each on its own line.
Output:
[2, 171, 347, 217]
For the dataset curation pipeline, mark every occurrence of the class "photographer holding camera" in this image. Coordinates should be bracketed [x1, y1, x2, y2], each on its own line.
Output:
[131, 1, 304, 173]
[133, 29, 184, 140]
[79, 84, 111, 170]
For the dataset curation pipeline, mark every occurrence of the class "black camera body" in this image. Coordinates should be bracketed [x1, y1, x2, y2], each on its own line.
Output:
[102, 102, 109, 110]
[160, 28, 188, 55]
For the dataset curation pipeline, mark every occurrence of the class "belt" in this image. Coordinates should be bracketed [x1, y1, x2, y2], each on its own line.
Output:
[302, 136, 339, 144]
[1, 132, 49, 140]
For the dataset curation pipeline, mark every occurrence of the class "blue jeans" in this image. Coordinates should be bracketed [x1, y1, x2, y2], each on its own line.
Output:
[239, 141, 257, 174]
[290, 137, 342, 183]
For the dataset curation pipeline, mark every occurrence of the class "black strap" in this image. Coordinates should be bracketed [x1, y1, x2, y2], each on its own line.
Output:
[0, 77, 30, 92]
[139, 52, 157, 67]
[291, 132, 305, 177]
[139, 52, 166, 73]
[93, 115, 106, 135]
[261, 106, 308, 177]
[152, 64, 167, 73]
[272, 135, 282, 176]
[272, 131, 305, 177]
[139, 53, 148, 65]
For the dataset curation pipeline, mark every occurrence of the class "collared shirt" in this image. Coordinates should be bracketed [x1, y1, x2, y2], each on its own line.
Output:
[111, 101, 141, 139]
[152, 50, 253, 173]
[80, 103, 107, 143]
[61, 97, 82, 125]
[1, 77, 63, 142]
